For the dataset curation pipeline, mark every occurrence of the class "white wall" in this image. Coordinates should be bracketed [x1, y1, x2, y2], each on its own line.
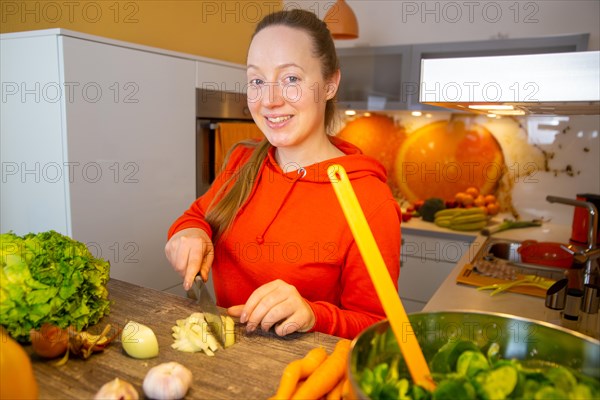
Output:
[285, 1, 600, 50]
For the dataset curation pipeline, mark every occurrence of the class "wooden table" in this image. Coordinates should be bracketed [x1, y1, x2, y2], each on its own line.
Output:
[28, 279, 341, 399]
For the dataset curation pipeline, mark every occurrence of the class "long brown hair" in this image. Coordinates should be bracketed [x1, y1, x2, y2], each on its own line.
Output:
[205, 9, 340, 242]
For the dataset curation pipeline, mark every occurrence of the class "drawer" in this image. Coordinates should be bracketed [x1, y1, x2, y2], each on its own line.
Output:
[401, 233, 473, 263]
[398, 256, 456, 303]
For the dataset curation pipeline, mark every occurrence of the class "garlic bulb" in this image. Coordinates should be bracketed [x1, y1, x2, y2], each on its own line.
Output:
[142, 362, 193, 400]
[94, 378, 139, 400]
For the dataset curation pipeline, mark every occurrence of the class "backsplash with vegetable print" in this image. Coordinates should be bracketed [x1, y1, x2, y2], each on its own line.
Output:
[335, 112, 600, 226]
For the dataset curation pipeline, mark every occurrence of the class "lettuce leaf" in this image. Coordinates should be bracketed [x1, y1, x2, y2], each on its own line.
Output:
[0, 231, 111, 342]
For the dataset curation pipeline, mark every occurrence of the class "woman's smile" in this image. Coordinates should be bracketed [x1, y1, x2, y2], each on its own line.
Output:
[265, 114, 293, 127]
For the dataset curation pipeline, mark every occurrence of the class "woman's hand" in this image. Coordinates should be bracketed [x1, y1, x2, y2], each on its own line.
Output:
[227, 279, 315, 337]
[164, 228, 214, 291]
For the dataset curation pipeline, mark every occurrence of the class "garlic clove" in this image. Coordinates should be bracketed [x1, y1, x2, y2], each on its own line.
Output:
[142, 362, 193, 400]
[94, 378, 139, 400]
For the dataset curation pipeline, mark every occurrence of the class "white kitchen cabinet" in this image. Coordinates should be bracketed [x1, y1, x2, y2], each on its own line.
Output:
[336, 45, 411, 111]
[196, 60, 247, 93]
[1, 29, 196, 293]
[399, 229, 474, 313]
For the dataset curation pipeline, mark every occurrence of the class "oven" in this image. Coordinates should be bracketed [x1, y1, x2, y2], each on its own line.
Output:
[195, 88, 261, 197]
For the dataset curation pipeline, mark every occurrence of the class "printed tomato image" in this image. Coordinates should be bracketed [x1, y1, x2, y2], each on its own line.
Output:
[394, 119, 504, 203]
[336, 114, 406, 193]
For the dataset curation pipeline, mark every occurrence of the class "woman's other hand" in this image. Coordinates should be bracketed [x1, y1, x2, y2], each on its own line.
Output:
[227, 279, 315, 336]
[165, 228, 214, 291]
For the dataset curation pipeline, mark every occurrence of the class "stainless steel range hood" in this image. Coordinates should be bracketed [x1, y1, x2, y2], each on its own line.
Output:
[420, 51, 600, 115]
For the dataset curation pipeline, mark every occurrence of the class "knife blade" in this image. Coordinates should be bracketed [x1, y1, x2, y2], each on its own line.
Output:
[192, 276, 225, 347]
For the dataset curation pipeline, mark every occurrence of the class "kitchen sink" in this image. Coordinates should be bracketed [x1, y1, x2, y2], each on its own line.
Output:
[470, 238, 569, 281]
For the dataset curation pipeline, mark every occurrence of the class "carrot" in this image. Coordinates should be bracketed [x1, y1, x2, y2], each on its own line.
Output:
[291, 339, 352, 400]
[271, 347, 328, 399]
[341, 377, 352, 399]
[325, 375, 345, 400]
[294, 379, 307, 396]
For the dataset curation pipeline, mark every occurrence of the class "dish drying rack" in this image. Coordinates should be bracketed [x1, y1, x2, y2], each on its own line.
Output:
[457, 238, 569, 297]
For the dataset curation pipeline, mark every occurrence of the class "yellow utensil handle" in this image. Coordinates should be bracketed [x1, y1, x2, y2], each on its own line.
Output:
[327, 164, 435, 391]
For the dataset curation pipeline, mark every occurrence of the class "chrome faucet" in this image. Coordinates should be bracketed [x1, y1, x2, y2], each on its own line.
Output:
[546, 195, 599, 286]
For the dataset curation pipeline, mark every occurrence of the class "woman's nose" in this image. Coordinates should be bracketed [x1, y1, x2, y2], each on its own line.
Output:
[261, 82, 285, 107]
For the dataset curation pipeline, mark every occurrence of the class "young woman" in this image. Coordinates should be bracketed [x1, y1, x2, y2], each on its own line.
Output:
[165, 9, 401, 339]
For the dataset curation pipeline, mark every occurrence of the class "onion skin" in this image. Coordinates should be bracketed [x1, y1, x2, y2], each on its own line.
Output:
[30, 324, 69, 358]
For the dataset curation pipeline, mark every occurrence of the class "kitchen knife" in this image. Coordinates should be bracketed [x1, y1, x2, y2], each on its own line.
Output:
[192, 276, 225, 347]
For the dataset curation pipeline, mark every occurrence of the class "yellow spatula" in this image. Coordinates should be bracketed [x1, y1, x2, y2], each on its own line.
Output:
[327, 164, 435, 392]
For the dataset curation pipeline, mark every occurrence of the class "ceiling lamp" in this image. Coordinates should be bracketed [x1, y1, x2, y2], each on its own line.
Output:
[324, 0, 358, 40]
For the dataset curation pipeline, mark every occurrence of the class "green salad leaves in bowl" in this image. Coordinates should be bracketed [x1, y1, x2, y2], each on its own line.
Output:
[348, 311, 600, 400]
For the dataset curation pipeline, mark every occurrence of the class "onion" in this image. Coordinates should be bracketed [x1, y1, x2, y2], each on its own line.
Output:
[121, 321, 159, 359]
[30, 323, 69, 358]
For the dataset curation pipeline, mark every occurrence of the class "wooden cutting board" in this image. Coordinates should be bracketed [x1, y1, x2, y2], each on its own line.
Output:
[456, 263, 553, 298]
[27, 279, 341, 399]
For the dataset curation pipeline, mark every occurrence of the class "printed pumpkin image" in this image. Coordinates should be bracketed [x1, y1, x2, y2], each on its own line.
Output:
[395, 119, 504, 203]
[336, 114, 406, 190]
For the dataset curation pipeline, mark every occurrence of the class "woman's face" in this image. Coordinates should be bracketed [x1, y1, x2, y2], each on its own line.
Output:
[246, 25, 339, 150]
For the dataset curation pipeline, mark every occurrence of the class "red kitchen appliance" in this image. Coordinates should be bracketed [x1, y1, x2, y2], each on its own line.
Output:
[571, 193, 600, 246]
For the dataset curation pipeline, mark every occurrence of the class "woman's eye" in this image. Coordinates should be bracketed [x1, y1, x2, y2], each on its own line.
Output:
[249, 78, 264, 86]
[285, 76, 299, 84]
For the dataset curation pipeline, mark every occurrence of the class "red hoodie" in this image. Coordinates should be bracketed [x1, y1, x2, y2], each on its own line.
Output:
[168, 138, 401, 339]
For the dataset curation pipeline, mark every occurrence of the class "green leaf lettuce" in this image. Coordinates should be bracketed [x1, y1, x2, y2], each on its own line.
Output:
[0, 231, 111, 342]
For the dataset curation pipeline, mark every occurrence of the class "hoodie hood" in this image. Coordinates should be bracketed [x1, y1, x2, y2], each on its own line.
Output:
[264, 137, 389, 185]
[239, 137, 391, 245]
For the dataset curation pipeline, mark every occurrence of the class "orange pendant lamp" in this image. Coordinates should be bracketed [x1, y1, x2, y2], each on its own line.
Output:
[324, 0, 359, 40]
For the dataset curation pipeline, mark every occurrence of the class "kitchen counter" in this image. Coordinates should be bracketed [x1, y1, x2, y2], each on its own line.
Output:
[28, 279, 340, 399]
[24, 221, 582, 398]
[422, 219, 573, 322]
